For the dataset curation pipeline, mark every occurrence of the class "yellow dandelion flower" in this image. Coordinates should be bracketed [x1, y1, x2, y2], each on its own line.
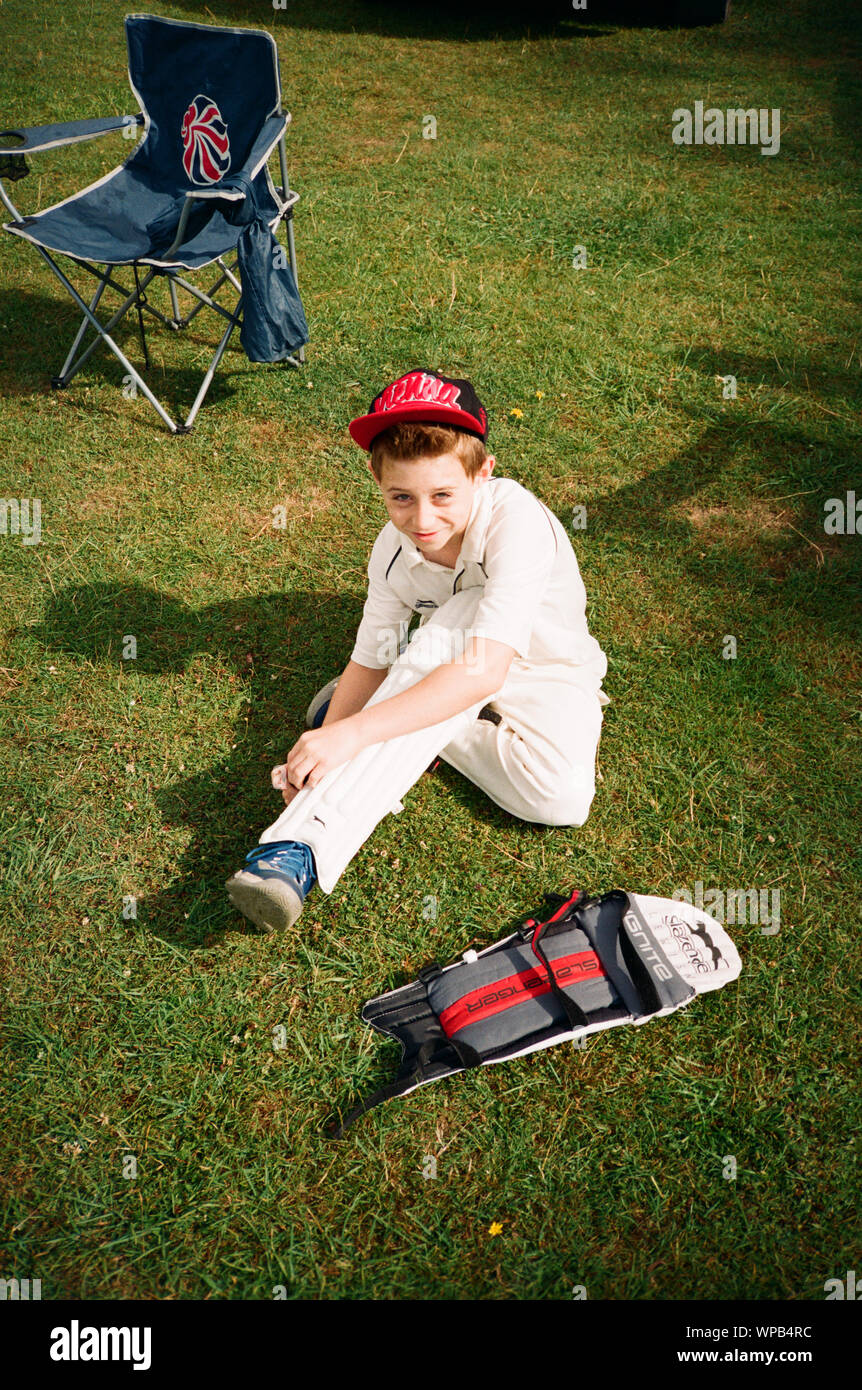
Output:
[488, 1221, 504, 1237]
[509, 408, 523, 419]
[535, 390, 545, 399]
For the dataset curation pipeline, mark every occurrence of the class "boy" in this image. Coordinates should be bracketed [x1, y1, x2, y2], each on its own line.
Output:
[226, 369, 609, 933]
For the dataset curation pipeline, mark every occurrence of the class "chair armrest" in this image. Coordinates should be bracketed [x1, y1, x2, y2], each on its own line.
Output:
[0, 114, 143, 156]
[158, 113, 292, 261]
[184, 113, 289, 202]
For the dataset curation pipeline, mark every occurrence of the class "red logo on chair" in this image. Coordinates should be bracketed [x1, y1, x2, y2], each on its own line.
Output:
[181, 95, 230, 185]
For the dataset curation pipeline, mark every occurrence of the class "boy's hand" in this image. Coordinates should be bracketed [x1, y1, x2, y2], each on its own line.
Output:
[283, 719, 363, 796]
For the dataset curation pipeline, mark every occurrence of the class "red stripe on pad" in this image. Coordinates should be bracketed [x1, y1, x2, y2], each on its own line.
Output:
[438, 949, 605, 1038]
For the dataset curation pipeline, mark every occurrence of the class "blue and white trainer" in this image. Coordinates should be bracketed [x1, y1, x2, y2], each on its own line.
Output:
[225, 840, 317, 933]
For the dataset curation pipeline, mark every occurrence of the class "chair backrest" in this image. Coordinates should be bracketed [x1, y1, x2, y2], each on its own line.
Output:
[125, 14, 281, 192]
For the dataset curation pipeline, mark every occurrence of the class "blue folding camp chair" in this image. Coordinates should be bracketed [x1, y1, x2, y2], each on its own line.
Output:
[0, 13, 307, 433]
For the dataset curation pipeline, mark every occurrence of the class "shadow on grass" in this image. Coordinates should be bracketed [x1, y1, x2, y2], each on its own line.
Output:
[831, 56, 862, 156]
[677, 344, 861, 409]
[585, 410, 861, 626]
[164, 0, 623, 42]
[0, 287, 273, 417]
[30, 581, 523, 949]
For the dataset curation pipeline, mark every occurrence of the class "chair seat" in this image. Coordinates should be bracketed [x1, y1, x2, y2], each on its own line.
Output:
[4, 163, 281, 269]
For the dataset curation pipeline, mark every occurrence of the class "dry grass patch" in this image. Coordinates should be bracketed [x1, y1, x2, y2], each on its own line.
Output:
[678, 498, 789, 536]
[199, 481, 339, 542]
[76, 486, 129, 522]
[673, 496, 845, 574]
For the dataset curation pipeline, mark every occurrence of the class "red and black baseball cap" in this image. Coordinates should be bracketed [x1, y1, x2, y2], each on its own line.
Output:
[348, 368, 488, 451]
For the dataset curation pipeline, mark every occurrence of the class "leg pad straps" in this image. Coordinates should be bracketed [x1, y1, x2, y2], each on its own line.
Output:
[328, 888, 741, 1136]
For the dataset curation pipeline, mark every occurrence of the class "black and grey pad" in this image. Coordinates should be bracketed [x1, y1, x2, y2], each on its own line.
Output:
[329, 887, 741, 1136]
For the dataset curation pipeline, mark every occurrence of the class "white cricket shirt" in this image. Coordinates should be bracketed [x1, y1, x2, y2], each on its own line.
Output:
[349, 476, 607, 682]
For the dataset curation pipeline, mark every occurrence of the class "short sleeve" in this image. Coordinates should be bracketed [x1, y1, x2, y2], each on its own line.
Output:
[468, 494, 558, 659]
[349, 530, 414, 669]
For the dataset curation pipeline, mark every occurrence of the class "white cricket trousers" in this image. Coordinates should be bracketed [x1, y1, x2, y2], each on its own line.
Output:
[258, 587, 609, 893]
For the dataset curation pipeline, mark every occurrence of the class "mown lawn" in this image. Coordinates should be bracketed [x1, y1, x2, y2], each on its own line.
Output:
[0, 0, 859, 1299]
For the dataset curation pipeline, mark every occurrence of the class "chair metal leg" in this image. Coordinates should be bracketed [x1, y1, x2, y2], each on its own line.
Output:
[36, 245, 179, 431]
[216, 257, 242, 295]
[284, 217, 304, 365]
[180, 280, 223, 326]
[57, 267, 159, 386]
[168, 275, 181, 327]
[21, 193, 303, 430]
[180, 299, 243, 431]
[71, 259, 171, 323]
[178, 261, 242, 327]
[37, 252, 250, 435]
[170, 272, 239, 325]
[56, 273, 110, 382]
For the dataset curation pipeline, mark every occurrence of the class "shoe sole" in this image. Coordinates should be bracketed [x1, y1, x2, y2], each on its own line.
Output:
[305, 676, 340, 731]
[225, 870, 304, 933]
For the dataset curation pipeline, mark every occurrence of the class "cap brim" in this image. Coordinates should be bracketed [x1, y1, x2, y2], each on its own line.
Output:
[348, 401, 486, 451]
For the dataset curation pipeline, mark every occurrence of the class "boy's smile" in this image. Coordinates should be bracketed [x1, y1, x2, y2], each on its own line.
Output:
[372, 450, 495, 563]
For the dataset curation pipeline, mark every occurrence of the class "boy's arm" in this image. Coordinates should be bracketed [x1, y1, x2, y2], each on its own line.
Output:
[345, 636, 514, 747]
[281, 639, 513, 796]
[322, 659, 388, 724]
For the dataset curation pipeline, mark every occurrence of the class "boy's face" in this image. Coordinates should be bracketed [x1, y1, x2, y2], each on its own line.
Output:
[372, 449, 495, 558]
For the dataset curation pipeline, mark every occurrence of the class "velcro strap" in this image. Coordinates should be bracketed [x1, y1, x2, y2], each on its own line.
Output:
[426, 928, 619, 1055]
[579, 891, 694, 1018]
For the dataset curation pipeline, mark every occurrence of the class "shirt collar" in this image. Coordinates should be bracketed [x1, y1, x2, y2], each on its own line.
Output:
[399, 478, 494, 570]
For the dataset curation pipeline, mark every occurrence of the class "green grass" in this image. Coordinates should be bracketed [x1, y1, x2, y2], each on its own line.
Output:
[0, 0, 860, 1300]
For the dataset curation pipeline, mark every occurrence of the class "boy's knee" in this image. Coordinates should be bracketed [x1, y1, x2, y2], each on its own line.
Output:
[530, 767, 596, 827]
[424, 587, 484, 626]
[400, 600, 481, 674]
[398, 621, 458, 674]
[532, 796, 593, 827]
